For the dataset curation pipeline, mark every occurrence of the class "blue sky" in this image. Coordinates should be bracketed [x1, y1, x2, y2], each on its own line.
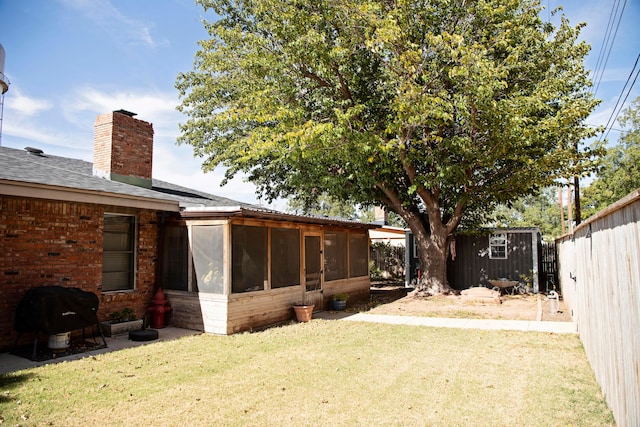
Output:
[0, 0, 638, 208]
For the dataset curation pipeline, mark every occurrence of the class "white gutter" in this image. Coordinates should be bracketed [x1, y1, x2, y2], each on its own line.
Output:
[0, 180, 180, 212]
[181, 205, 244, 212]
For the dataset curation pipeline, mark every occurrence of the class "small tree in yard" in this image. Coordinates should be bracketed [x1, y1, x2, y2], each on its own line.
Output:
[176, 0, 601, 295]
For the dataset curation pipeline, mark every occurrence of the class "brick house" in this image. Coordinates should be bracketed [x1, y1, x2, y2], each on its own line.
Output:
[0, 110, 376, 351]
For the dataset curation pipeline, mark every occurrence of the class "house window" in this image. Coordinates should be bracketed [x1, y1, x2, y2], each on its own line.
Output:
[232, 225, 267, 293]
[349, 233, 369, 277]
[271, 228, 300, 288]
[489, 233, 508, 259]
[102, 214, 136, 292]
[324, 232, 347, 281]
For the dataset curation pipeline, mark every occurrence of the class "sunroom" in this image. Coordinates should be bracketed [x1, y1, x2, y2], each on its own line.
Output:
[159, 207, 378, 334]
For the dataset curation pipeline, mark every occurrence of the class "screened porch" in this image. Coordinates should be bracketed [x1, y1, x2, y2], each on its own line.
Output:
[159, 210, 376, 334]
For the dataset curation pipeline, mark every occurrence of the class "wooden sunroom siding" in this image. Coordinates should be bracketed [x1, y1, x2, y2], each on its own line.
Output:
[324, 276, 371, 302]
[167, 275, 372, 335]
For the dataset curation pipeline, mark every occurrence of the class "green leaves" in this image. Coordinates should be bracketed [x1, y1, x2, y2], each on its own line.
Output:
[582, 96, 640, 216]
[177, 0, 600, 284]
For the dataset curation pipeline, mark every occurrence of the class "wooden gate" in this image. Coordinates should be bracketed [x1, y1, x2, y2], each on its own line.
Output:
[540, 242, 558, 294]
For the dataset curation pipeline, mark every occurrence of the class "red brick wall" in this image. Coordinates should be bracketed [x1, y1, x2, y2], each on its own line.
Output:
[0, 196, 159, 351]
[93, 111, 154, 182]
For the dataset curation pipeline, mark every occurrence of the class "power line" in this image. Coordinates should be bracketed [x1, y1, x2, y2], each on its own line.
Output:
[591, 0, 619, 91]
[586, 124, 625, 133]
[600, 51, 640, 142]
[591, 0, 627, 96]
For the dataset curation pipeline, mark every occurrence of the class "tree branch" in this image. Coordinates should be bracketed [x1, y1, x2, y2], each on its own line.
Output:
[446, 199, 466, 234]
[301, 69, 332, 89]
[333, 64, 353, 103]
[375, 182, 414, 225]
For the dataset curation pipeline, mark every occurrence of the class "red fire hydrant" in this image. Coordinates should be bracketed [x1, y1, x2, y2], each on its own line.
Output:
[147, 288, 171, 329]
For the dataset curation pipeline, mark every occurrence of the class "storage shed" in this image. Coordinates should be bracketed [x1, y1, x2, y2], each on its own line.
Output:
[406, 228, 541, 292]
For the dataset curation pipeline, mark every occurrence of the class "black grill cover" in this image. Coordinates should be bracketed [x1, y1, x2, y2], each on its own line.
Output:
[14, 286, 100, 335]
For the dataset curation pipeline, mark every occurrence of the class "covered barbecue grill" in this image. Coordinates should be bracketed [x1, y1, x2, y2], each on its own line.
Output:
[13, 286, 106, 360]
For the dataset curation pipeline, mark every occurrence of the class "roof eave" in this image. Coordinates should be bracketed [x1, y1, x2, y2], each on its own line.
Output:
[0, 179, 180, 212]
[180, 206, 380, 229]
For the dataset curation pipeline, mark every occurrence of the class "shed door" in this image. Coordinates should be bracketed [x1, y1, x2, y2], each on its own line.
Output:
[304, 234, 323, 310]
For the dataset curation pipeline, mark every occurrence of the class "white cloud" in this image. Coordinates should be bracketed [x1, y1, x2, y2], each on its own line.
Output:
[62, 86, 180, 129]
[1, 87, 62, 146]
[5, 88, 53, 116]
[66, 87, 176, 115]
[589, 106, 613, 128]
[593, 67, 637, 85]
[58, 0, 168, 49]
[2, 121, 59, 146]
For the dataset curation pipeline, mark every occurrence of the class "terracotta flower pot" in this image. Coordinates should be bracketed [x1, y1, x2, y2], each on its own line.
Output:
[293, 304, 314, 322]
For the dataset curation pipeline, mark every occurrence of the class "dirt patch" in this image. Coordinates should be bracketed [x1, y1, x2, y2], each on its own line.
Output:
[350, 282, 572, 322]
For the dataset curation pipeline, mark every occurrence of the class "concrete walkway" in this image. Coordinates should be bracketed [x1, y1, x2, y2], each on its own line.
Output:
[315, 311, 578, 334]
[0, 327, 200, 375]
[1, 314, 577, 375]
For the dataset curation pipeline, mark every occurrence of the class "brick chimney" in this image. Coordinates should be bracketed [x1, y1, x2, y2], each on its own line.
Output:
[374, 206, 388, 225]
[93, 110, 154, 189]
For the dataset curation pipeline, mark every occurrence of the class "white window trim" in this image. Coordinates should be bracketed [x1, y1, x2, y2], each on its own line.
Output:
[489, 233, 508, 259]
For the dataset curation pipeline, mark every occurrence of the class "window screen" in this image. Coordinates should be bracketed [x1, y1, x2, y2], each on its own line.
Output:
[192, 225, 224, 294]
[271, 228, 300, 288]
[489, 233, 508, 259]
[162, 224, 189, 291]
[349, 233, 369, 277]
[232, 225, 267, 293]
[102, 214, 135, 292]
[324, 232, 347, 281]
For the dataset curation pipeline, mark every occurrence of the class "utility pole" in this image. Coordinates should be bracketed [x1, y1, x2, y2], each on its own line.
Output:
[572, 139, 582, 226]
[574, 176, 581, 225]
[567, 185, 573, 234]
[558, 186, 565, 235]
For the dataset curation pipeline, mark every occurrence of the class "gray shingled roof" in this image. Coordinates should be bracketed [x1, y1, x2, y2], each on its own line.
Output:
[0, 146, 257, 209]
[0, 146, 378, 229]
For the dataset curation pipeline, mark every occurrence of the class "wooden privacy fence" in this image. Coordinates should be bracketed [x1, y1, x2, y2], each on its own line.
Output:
[557, 189, 640, 427]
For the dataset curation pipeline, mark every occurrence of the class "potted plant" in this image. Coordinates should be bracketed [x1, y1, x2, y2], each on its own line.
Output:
[293, 301, 314, 322]
[331, 293, 349, 311]
[100, 307, 143, 337]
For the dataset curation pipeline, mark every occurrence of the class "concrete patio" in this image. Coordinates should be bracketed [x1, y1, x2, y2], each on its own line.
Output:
[0, 327, 200, 375]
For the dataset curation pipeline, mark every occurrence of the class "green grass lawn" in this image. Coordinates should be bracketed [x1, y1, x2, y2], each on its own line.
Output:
[0, 320, 614, 426]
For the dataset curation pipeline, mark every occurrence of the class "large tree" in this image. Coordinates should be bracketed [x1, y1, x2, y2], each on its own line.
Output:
[582, 96, 640, 218]
[176, 0, 600, 294]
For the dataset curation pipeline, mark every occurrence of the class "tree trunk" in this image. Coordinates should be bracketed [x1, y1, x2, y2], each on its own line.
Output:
[403, 211, 454, 296]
